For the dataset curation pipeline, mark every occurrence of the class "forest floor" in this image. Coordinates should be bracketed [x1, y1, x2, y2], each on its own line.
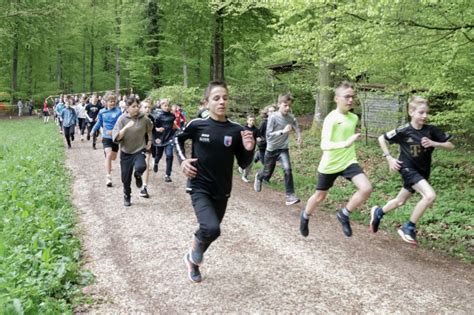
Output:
[68, 138, 473, 313]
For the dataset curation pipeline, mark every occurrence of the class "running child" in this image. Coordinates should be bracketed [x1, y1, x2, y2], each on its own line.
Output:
[175, 81, 255, 283]
[91, 92, 122, 187]
[60, 96, 78, 149]
[75, 96, 88, 141]
[299, 81, 373, 237]
[152, 99, 178, 182]
[139, 100, 154, 198]
[254, 104, 276, 165]
[43, 97, 51, 124]
[85, 94, 103, 149]
[370, 96, 454, 245]
[239, 114, 259, 182]
[253, 93, 302, 206]
[113, 96, 153, 206]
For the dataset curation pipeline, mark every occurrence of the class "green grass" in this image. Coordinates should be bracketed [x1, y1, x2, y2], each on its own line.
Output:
[0, 118, 92, 314]
[254, 131, 474, 263]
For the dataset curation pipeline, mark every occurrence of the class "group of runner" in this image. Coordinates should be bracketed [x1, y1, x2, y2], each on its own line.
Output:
[44, 80, 454, 284]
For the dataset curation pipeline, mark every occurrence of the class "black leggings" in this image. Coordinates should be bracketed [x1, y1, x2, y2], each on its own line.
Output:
[191, 192, 228, 245]
[120, 151, 147, 196]
[63, 125, 75, 147]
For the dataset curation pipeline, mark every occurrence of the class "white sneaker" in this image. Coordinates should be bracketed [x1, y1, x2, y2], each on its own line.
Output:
[106, 175, 112, 187]
[241, 175, 249, 183]
[238, 167, 243, 174]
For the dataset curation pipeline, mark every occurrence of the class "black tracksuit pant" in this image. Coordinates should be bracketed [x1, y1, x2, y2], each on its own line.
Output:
[120, 151, 146, 197]
[191, 192, 228, 247]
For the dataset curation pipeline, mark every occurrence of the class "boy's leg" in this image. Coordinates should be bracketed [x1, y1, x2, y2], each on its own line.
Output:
[164, 144, 174, 177]
[120, 152, 134, 206]
[254, 150, 278, 192]
[345, 173, 373, 211]
[133, 152, 146, 188]
[370, 188, 412, 233]
[279, 150, 300, 205]
[410, 179, 436, 223]
[154, 146, 164, 172]
[300, 190, 328, 237]
[64, 126, 72, 147]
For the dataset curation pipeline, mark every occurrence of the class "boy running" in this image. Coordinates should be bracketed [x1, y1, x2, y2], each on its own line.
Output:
[85, 94, 103, 149]
[370, 96, 454, 245]
[239, 114, 259, 182]
[175, 81, 255, 283]
[299, 81, 373, 237]
[91, 92, 122, 187]
[253, 93, 301, 206]
[113, 96, 153, 206]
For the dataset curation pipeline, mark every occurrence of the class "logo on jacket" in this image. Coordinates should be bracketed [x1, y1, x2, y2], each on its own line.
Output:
[224, 136, 232, 147]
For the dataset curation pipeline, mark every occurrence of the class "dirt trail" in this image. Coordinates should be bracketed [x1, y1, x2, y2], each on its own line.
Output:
[67, 139, 473, 314]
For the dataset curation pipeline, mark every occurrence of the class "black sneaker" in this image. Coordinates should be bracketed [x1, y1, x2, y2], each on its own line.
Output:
[336, 210, 352, 237]
[153, 163, 158, 173]
[398, 223, 417, 245]
[164, 175, 172, 183]
[87, 134, 91, 141]
[124, 195, 131, 207]
[184, 253, 202, 283]
[92, 143, 96, 150]
[71, 135, 75, 141]
[254, 173, 262, 192]
[285, 194, 301, 206]
[369, 206, 384, 233]
[134, 173, 143, 188]
[139, 186, 149, 198]
[300, 210, 309, 237]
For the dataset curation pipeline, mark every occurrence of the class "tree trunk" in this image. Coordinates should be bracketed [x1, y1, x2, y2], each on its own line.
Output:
[27, 48, 33, 98]
[11, 34, 18, 104]
[82, 35, 86, 92]
[115, 0, 122, 97]
[147, 0, 162, 88]
[183, 47, 188, 88]
[211, 8, 224, 81]
[90, 43, 94, 93]
[312, 59, 334, 129]
[57, 49, 63, 91]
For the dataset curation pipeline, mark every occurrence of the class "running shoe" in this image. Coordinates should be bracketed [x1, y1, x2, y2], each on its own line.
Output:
[241, 175, 249, 183]
[369, 206, 384, 233]
[398, 223, 418, 245]
[300, 210, 309, 237]
[87, 134, 91, 141]
[124, 195, 131, 207]
[92, 143, 96, 150]
[106, 175, 112, 187]
[153, 163, 158, 173]
[164, 175, 172, 183]
[184, 253, 202, 283]
[336, 210, 352, 237]
[254, 173, 262, 192]
[134, 173, 143, 188]
[189, 236, 205, 266]
[285, 194, 301, 206]
[238, 167, 243, 174]
[139, 186, 149, 198]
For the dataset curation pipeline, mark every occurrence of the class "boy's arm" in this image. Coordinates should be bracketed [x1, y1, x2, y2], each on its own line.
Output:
[113, 117, 133, 142]
[421, 138, 454, 150]
[378, 134, 403, 171]
[174, 122, 197, 178]
[91, 112, 102, 134]
[292, 116, 302, 145]
[236, 130, 255, 169]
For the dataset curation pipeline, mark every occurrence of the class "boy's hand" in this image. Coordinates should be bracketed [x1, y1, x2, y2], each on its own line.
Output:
[156, 127, 165, 132]
[421, 137, 434, 148]
[241, 130, 256, 151]
[282, 124, 292, 134]
[181, 158, 198, 178]
[387, 156, 403, 172]
[125, 120, 135, 129]
[345, 133, 361, 148]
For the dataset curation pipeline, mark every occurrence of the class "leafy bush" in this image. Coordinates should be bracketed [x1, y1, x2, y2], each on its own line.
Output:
[0, 119, 92, 314]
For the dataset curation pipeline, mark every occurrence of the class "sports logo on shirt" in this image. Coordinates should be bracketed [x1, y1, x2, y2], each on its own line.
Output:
[224, 136, 232, 147]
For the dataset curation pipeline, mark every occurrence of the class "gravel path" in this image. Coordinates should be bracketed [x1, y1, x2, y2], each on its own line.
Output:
[67, 139, 473, 314]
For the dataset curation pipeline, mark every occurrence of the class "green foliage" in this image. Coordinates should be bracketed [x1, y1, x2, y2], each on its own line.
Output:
[263, 132, 473, 262]
[148, 85, 202, 117]
[0, 119, 92, 314]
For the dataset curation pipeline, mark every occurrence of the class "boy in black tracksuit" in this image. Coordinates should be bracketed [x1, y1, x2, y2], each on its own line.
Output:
[175, 81, 255, 283]
[152, 99, 177, 182]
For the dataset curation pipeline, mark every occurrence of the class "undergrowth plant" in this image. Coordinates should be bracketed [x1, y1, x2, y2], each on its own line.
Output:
[0, 118, 92, 314]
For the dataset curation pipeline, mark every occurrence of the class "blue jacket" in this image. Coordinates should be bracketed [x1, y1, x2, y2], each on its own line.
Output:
[92, 106, 122, 139]
[60, 106, 78, 127]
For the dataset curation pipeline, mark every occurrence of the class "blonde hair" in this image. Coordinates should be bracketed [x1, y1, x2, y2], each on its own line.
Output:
[408, 96, 429, 112]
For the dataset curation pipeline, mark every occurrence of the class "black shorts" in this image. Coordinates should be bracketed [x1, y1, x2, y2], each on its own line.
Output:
[102, 138, 119, 152]
[316, 163, 364, 191]
[399, 168, 429, 193]
[43, 110, 50, 117]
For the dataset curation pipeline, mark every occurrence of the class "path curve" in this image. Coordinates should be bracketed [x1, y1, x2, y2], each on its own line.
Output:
[67, 139, 473, 313]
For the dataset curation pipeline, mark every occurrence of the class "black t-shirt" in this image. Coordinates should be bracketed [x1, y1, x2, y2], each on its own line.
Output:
[153, 111, 176, 146]
[384, 123, 451, 175]
[244, 125, 259, 140]
[175, 117, 254, 199]
[85, 102, 103, 121]
[257, 118, 268, 149]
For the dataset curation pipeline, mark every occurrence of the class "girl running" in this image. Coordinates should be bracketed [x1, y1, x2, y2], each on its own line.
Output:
[175, 81, 255, 283]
